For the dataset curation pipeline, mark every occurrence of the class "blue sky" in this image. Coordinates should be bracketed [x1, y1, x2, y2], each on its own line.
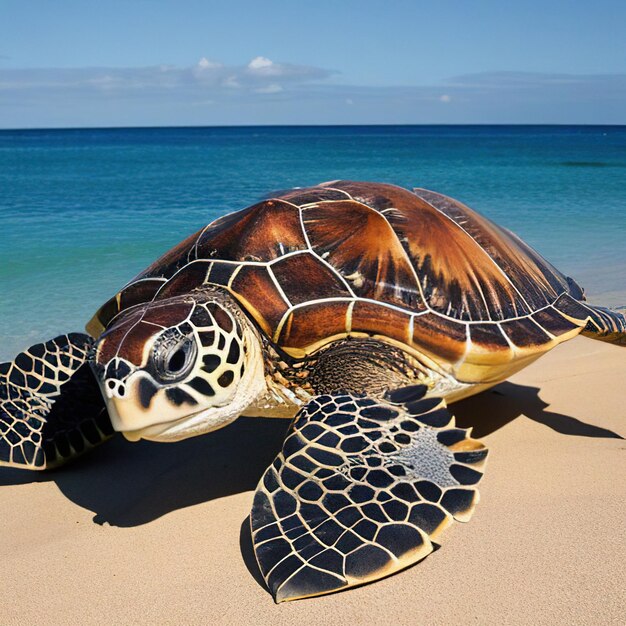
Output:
[1, 0, 625, 127]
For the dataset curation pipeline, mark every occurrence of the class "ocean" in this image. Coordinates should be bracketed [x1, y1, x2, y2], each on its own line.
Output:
[1, 125, 625, 361]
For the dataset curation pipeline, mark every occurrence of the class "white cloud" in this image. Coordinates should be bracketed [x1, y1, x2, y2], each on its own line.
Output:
[0, 57, 334, 98]
[247, 56, 284, 77]
[245, 56, 331, 81]
[197, 57, 221, 70]
[255, 83, 283, 94]
[2, 65, 624, 127]
[248, 56, 274, 70]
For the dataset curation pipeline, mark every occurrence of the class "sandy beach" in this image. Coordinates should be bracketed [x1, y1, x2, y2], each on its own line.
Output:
[1, 335, 624, 625]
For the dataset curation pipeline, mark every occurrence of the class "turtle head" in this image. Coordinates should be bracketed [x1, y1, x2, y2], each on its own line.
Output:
[91, 292, 265, 442]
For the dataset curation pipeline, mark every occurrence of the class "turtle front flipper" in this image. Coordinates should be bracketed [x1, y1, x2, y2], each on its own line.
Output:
[250, 386, 488, 603]
[0, 333, 113, 470]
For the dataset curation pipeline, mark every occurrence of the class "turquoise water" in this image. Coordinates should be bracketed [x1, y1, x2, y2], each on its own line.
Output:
[1, 125, 625, 360]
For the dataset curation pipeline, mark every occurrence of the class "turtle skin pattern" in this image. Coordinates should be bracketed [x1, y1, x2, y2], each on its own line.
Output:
[251, 385, 487, 602]
[0, 334, 112, 469]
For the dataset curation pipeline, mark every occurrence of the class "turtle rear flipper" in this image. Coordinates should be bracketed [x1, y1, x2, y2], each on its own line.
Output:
[555, 295, 626, 346]
[580, 305, 626, 346]
[0, 333, 113, 470]
[250, 386, 488, 602]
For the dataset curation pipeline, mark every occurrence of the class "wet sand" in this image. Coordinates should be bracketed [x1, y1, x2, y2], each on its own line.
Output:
[1, 336, 624, 625]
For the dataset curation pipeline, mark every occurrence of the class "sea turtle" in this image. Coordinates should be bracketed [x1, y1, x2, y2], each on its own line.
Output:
[1, 181, 624, 602]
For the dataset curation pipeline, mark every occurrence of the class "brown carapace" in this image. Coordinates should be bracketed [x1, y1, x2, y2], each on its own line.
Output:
[2, 181, 624, 603]
[90, 180, 622, 383]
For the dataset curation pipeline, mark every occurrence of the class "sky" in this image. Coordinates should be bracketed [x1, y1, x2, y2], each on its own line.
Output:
[1, 0, 625, 127]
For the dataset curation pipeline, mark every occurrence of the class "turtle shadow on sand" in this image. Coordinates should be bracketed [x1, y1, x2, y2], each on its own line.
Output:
[0, 416, 290, 527]
[0, 382, 621, 531]
[453, 381, 623, 439]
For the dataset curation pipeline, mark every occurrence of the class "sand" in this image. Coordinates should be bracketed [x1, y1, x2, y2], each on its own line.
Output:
[1, 336, 624, 625]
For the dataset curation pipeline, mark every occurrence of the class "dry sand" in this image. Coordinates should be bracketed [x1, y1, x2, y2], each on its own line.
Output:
[1, 336, 624, 625]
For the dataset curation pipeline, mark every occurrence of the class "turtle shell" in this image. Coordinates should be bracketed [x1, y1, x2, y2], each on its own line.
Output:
[88, 181, 587, 383]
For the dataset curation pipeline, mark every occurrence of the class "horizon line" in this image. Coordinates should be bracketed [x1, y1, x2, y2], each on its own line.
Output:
[2, 122, 626, 132]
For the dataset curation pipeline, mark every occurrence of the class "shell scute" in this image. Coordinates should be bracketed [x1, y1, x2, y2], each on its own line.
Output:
[278, 301, 351, 355]
[468, 323, 511, 352]
[412, 188, 575, 312]
[531, 307, 581, 337]
[318, 180, 416, 212]
[229, 265, 289, 337]
[271, 253, 352, 305]
[275, 186, 352, 205]
[500, 317, 551, 348]
[196, 199, 307, 262]
[384, 193, 531, 321]
[411, 314, 467, 364]
[465, 324, 514, 372]
[153, 261, 212, 301]
[301, 200, 425, 311]
[206, 261, 239, 287]
[350, 301, 412, 346]
[553, 293, 592, 323]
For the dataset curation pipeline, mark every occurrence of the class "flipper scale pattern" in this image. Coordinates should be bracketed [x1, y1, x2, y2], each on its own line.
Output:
[0, 334, 113, 469]
[251, 386, 487, 602]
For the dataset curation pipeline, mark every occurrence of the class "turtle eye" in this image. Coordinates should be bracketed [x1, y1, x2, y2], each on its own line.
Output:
[167, 347, 186, 372]
[153, 332, 198, 382]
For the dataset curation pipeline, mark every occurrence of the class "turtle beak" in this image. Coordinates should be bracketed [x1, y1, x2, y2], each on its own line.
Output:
[94, 369, 181, 434]
[90, 355, 157, 435]
[97, 369, 240, 442]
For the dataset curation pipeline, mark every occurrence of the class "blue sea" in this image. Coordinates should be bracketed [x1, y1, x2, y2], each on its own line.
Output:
[1, 125, 625, 361]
